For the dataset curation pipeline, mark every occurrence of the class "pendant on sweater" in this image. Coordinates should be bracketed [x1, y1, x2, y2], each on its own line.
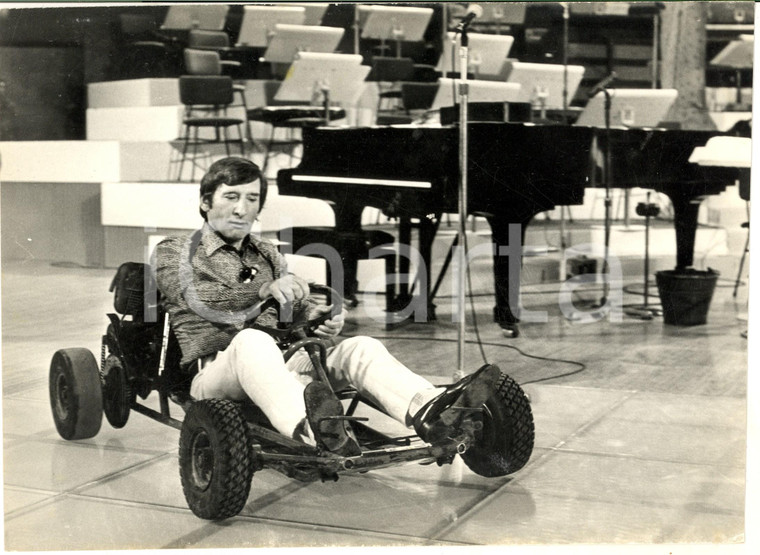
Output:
[239, 265, 259, 283]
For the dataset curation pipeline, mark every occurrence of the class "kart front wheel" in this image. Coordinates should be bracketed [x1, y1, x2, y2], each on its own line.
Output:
[179, 399, 254, 520]
[460, 372, 534, 477]
[49, 348, 103, 440]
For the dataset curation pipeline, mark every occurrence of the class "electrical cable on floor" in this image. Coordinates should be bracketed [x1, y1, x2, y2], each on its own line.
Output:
[345, 333, 588, 386]
[348, 226, 587, 386]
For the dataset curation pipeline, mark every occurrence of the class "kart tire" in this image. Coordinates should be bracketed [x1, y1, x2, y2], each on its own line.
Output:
[460, 371, 534, 477]
[49, 348, 103, 440]
[179, 399, 254, 520]
[102, 354, 132, 429]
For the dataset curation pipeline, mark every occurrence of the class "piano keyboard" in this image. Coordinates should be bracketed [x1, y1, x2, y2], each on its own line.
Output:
[290, 174, 432, 189]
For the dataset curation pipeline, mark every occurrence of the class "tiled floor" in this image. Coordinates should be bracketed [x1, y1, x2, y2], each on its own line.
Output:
[1, 242, 752, 550]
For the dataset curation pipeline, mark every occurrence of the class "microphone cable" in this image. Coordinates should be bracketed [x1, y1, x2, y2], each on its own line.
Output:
[462, 228, 587, 386]
[344, 332, 588, 387]
[345, 228, 588, 387]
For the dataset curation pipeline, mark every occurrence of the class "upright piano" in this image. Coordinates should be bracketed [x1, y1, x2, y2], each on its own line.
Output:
[277, 122, 745, 331]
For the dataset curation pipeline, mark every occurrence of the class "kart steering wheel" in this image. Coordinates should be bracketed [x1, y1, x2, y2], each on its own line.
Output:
[249, 283, 343, 340]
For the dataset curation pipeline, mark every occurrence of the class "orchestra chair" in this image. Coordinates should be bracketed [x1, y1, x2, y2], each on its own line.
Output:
[401, 82, 438, 114]
[186, 30, 240, 77]
[372, 82, 439, 127]
[176, 75, 246, 182]
[368, 56, 415, 116]
[187, 29, 232, 49]
[117, 14, 180, 78]
[183, 48, 253, 144]
[277, 226, 398, 311]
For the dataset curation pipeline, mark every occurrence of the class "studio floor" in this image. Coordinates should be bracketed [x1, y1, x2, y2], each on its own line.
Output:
[1, 236, 753, 551]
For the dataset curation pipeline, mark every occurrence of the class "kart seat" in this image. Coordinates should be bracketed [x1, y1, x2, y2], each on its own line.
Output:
[109, 262, 188, 403]
[110, 261, 160, 321]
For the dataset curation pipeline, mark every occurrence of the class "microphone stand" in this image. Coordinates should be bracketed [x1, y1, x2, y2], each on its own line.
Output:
[561, 2, 570, 123]
[559, 2, 570, 261]
[624, 193, 661, 320]
[454, 23, 471, 380]
[353, 5, 360, 55]
[599, 85, 613, 308]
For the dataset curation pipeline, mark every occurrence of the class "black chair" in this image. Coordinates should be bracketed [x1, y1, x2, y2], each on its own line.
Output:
[183, 48, 253, 144]
[368, 56, 416, 119]
[177, 75, 246, 182]
[117, 14, 181, 78]
[187, 29, 232, 49]
[373, 82, 439, 126]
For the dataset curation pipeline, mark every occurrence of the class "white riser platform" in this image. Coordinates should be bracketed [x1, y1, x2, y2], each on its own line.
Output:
[88, 78, 180, 108]
[101, 182, 335, 232]
[0, 140, 173, 183]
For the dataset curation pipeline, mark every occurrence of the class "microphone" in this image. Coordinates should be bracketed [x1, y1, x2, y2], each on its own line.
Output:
[590, 71, 617, 96]
[456, 4, 483, 31]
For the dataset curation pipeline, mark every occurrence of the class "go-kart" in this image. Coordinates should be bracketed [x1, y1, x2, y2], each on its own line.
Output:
[49, 262, 535, 520]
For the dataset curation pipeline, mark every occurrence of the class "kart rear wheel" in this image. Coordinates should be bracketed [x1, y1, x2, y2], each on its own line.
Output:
[49, 348, 103, 440]
[179, 399, 254, 520]
[103, 354, 133, 429]
[460, 372, 534, 477]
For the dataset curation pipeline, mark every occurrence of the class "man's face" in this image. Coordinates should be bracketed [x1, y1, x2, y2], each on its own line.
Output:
[201, 180, 261, 247]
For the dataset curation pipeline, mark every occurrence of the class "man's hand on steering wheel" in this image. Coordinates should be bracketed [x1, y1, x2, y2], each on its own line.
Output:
[259, 274, 310, 304]
[309, 305, 346, 338]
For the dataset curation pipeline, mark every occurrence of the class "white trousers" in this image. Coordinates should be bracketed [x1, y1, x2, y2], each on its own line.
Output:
[190, 329, 437, 437]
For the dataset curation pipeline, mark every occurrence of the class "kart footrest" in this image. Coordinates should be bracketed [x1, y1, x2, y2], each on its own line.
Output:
[351, 421, 413, 448]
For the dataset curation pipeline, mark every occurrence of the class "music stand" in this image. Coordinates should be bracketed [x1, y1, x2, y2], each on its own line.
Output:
[275, 52, 370, 107]
[161, 5, 229, 31]
[479, 2, 528, 32]
[436, 32, 515, 80]
[710, 34, 754, 105]
[569, 2, 632, 16]
[359, 5, 434, 57]
[575, 88, 678, 128]
[431, 78, 522, 110]
[291, 3, 330, 26]
[504, 61, 585, 113]
[576, 87, 677, 315]
[235, 5, 306, 47]
[262, 24, 344, 64]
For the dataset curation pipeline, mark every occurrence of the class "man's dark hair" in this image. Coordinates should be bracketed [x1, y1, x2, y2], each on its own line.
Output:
[199, 157, 267, 220]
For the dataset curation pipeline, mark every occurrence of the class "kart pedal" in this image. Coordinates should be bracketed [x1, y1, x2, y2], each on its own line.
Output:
[439, 405, 482, 425]
[317, 415, 368, 438]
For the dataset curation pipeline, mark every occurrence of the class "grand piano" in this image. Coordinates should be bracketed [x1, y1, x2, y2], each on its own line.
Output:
[277, 122, 746, 333]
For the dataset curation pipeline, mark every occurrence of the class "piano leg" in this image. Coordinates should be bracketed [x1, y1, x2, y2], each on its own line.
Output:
[398, 215, 437, 319]
[487, 215, 528, 337]
[666, 193, 702, 270]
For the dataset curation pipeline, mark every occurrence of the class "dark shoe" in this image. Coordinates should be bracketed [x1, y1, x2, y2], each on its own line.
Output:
[500, 322, 520, 338]
[304, 381, 361, 456]
[412, 364, 501, 444]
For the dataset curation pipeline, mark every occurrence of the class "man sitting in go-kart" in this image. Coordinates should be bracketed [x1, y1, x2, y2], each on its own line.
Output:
[153, 156, 498, 456]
